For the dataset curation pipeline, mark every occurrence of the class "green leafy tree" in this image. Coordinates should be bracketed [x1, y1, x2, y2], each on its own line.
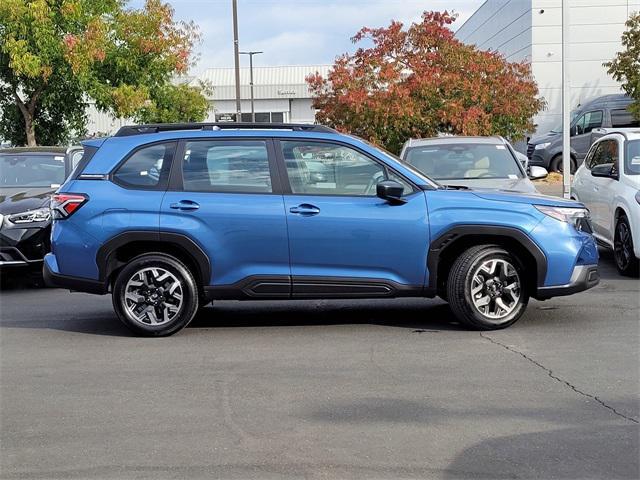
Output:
[605, 12, 640, 119]
[307, 11, 544, 154]
[135, 81, 212, 124]
[0, 0, 200, 146]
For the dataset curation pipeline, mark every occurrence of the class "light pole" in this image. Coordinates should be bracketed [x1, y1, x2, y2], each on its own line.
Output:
[240, 51, 263, 122]
[561, 0, 571, 198]
[232, 0, 241, 122]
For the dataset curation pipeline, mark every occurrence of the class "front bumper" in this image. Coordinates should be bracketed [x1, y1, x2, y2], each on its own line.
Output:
[0, 223, 51, 268]
[536, 264, 599, 299]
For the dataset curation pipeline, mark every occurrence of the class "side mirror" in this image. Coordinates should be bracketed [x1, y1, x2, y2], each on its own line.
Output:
[376, 180, 406, 205]
[591, 163, 618, 179]
[529, 166, 548, 180]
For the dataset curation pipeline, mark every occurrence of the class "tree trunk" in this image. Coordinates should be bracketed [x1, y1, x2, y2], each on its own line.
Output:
[13, 89, 40, 146]
[24, 113, 36, 146]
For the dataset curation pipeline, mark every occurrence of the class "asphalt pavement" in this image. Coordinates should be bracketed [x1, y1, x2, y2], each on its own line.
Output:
[0, 250, 638, 479]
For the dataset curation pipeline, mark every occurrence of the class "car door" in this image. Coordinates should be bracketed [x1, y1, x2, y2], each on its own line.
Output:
[160, 138, 291, 293]
[571, 110, 603, 160]
[593, 138, 621, 241]
[586, 138, 619, 240]
[276, 139, 429, 296]
[573, 141, 600, 206]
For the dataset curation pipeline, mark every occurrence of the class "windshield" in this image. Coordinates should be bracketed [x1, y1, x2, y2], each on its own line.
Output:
[0, 153, 66, 187]
[626, 140, 640, 175]
[550, 111, 580, 133]
[404, 143, 524, 181]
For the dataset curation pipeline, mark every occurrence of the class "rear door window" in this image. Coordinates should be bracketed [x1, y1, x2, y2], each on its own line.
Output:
[611, 109, 639, 128]
[181, 140, 273, 193]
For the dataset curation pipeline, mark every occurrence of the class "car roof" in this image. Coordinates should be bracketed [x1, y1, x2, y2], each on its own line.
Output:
[0, 146, 68, 155]
[595, 128, 640, 141]
[581, 94, 630, 108]
[405, 136, 506, 148]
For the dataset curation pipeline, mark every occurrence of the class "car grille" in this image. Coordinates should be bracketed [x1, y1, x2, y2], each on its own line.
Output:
[526, 143, 534, 160]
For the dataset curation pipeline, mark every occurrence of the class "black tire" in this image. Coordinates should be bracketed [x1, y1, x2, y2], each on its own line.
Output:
[614, 215, 640, 277]
[446, 245, 529, 330]
[550, 154, 576, 174]
[112, 253, 199, 336]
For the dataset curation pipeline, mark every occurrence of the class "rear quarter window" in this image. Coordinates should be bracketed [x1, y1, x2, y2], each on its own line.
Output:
[112, 142, 176, 190]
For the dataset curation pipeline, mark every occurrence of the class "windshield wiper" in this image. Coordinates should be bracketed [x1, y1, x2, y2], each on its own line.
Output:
[439, 184, 470, 190]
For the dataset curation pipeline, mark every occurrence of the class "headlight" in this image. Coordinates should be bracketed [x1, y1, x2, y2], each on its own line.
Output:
[635, 191, 640, 205]
[535, 205, 592, 232]
[534, 142, 551, 150]
[7, 207, 51, 225]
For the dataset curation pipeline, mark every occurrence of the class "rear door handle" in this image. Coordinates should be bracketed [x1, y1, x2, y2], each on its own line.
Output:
[289, 203, 320, 216]
[170, 200, 200, 211]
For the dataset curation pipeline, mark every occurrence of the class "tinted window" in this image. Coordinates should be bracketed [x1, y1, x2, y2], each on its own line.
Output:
[113, 142, 175, 189]
[271, 112, 284, 123]
[611, 109, 639, 128]
[0, 153, 66, 187]
[626, 140, 640, 175]
[282, 141, 390, 196]
[574, 111, 603, 135]
[404, 143, 523, 180]
[182, 140, 272, 193]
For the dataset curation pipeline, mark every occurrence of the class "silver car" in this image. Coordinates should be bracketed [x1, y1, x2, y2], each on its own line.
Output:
[400, 136, 548, 193]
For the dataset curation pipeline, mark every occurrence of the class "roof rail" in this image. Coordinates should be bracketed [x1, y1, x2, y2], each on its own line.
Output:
[113, 122, 336, 137]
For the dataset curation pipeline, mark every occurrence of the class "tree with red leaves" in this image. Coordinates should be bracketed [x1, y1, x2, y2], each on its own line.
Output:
[307, 12, 545, 154]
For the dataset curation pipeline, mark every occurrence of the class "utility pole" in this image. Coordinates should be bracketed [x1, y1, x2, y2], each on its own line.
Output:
[240, 51, 263, 122]
[232, 0, 241, 122]
[562, 0, 571, 198]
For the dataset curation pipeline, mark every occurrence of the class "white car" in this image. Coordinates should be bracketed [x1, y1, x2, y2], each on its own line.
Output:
[572, 129, 640, 276]
[400, 136, 548, 193]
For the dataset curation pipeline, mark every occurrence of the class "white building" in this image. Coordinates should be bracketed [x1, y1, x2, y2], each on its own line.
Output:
[197, 64, 331, 124]
[84, 64, 331, 135]
[455, 0, 639, 135]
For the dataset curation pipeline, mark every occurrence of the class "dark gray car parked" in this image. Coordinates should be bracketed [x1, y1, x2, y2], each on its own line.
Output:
[527, 94, 639, 173]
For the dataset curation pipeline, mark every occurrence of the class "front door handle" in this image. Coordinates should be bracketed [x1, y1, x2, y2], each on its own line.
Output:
[289, 203, 320, 216]
[170, 200, 200, 211]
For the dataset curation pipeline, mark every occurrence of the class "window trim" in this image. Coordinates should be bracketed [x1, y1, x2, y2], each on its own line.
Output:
[273, 138, 419, 198]
[169, 137, 284, 195]
[111, 140, 177, 191]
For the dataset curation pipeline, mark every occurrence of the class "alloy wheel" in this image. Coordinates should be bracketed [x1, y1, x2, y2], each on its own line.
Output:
[470, 258, 521, 321]
[123, 267, 183, 326]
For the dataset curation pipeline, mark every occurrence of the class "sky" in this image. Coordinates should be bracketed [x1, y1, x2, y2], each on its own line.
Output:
[131, 0, 485, 75]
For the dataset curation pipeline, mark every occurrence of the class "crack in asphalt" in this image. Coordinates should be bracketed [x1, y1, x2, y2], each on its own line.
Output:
[480, 332, 639, 424]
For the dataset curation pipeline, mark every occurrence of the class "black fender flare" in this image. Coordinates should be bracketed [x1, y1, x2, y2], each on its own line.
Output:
[96, 231, 211, 285]
[426, 225, 547, 295]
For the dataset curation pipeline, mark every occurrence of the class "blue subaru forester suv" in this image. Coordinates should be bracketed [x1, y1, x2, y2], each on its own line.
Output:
[44, 123, 599, 336]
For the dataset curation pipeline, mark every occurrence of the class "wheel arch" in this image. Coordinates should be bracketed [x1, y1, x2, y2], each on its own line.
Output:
[96, 231, 211, 290]
[427, 225, 547, 298]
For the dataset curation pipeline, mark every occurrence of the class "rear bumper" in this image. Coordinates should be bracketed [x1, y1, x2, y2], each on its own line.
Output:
[535, 264, 599, 299]
[43, 254, 107, 294]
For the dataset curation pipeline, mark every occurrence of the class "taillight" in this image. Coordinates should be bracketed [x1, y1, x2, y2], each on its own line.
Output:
[51, 193, 88, 219]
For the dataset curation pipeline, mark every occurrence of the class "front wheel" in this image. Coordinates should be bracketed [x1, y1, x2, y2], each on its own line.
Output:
[112, 254, 199, 336]
[446, 245, 529, 330]
[550, 154, 576, 174]
[614, 215, 639, 277]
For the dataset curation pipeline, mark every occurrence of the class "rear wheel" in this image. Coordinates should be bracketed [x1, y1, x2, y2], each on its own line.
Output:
[112, 253, 199, 336]
[446, 245, 529, 330]
[614, 215, 639, 277]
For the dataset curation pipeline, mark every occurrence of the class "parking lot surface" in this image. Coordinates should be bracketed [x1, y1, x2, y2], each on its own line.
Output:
[1, 250, 638, 479]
